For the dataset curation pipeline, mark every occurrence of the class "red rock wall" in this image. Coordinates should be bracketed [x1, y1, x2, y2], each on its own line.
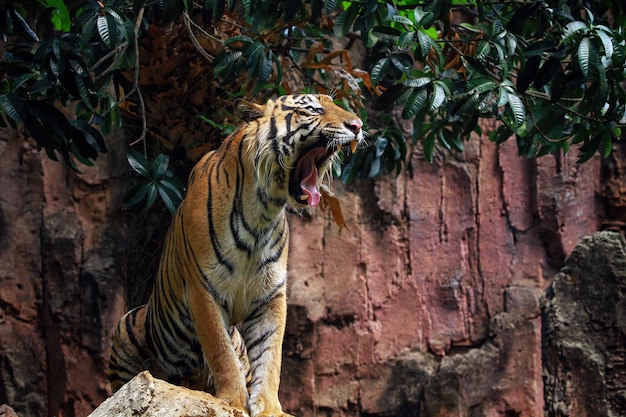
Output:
[0, 119, 602, 416]
[0, 129, 127, 417]
[282, 119, 600, 416]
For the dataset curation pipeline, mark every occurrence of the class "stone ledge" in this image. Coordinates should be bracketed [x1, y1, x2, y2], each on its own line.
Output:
[88, 371, 248, 417]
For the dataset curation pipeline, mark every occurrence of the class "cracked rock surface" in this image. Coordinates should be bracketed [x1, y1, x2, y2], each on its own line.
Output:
[543, 231, 626, 417]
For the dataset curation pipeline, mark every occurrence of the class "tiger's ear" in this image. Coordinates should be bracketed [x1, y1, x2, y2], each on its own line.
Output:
[234, 99, 265, 122]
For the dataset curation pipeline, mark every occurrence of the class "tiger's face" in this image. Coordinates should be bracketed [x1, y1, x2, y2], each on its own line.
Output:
[236, 94, 365, 209]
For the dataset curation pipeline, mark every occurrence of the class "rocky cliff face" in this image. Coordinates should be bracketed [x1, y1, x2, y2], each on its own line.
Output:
[282, 119, 600, 417]
[0, 119, 605, 416]
[0, 128, 128, 417]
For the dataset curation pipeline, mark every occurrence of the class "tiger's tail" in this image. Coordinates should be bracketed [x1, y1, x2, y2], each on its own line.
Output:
[108, 306, 150, 392]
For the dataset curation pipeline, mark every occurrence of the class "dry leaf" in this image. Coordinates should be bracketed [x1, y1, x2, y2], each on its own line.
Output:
[319, 184, 347, 234]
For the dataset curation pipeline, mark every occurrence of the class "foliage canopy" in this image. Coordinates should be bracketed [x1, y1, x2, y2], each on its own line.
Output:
[1, 0, 625, 197]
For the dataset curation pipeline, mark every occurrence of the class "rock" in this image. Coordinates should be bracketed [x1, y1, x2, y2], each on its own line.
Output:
[88, 371, 248, 417]
[542, 231, 626, 417]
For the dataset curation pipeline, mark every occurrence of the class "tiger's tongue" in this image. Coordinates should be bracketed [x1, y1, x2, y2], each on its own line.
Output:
[300, 153, 321, 206]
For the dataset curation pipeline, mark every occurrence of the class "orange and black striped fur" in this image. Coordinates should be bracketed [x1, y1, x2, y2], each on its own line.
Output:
[108, 95, 364, 417]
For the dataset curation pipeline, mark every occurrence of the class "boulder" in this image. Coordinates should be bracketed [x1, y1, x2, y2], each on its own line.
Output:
[542, 231, 626, 417]
[88, 371, 247, 417]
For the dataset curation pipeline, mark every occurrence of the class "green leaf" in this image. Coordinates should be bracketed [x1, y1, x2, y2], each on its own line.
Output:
[403, 77, 432, 88]
[505, 33, 517, 57]
[124, 183, 151, 209]
[577, 133, 601, 163]
[11, 73, 38, 91]
[374, 136, 388, 158]
[475, 41, 491, 60]
[369, 155, 381, 178]
[507, 92, 525, 126]
[387, 15, 413, 26]
[596, 31, 613, 58]
[45, 0, 72, 32]
[146, 184, 158, 209]
[157, 180, 183, 214]
[370, 58, 390, 86]
[270, 51, 282, 85]
[398, 31, 415, 49]
[11, 9, 39, 42]
[563, 21, 587, 39]
[73, 72, 94, 109]
[69, 140, 96, 166]
[214, 51, 243, 78]
[152, 154, 170, 178]
[390, 53, 412, 74]
[333, 4, 359, 37]
[341, 147, 366, 184]
[244, 41, 265, 63]
[461, 110, 479, 137]
[241, 0, 251, 14]
[489, 124, 514, 144]
[423, 132, 435, 162]
[402, 87, 427, 119]
[158, 177, 184, 200]
[127, 150, 151, 177]
[578, 37, 591, 76]
[97, 14, 113, 48]
[429, 82, 446, 110]
[413, 7, 434, 26]
[80, 15, 97, 47]
[70, 119, 107, 153]
[325, 0, 337, 14]
[415, 29, 431, 59]
[372, 25, 401, 38]
[0, 93, 26, 124]
[459, 22, 482, 33]
[453, 93, 479, 116]
[466, 76, 496, 94]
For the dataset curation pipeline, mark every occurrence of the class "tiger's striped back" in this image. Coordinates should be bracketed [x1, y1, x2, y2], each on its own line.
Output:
[109, 94, 364, 417]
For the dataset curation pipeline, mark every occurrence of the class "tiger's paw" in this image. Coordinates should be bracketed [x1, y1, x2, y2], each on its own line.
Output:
[216, 387, 249, 414]
[220, 397, 249, 414]
[249, 398, 294, 417]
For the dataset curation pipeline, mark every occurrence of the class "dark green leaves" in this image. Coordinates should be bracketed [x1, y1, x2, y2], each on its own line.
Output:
[124, 151, 185, 215]
[2, 0, 625, 195]
[341, 120, 406, 184]
[214, 37, 281, 94]
[0, 0, 137, 171]
[77, 2, 135, 66]
[0, 6, 39, 42]
[0, 94, 106, 170]
[365, 0, 626, 165]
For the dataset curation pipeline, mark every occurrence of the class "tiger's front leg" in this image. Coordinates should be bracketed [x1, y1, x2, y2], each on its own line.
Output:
[242, 289, 294, 417]
[187, 278, 250, 412]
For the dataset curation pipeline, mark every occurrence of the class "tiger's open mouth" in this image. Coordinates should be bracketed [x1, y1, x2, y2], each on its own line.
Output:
[291, 139, 359, 206]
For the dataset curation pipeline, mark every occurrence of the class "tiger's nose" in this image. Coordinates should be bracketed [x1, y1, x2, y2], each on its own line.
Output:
[346, 119, 363, 135]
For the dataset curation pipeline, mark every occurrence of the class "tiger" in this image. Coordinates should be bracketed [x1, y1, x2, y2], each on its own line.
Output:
[108, 94, 364, 417]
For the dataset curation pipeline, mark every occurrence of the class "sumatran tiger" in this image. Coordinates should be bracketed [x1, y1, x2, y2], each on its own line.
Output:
[108, 94, 364, 417]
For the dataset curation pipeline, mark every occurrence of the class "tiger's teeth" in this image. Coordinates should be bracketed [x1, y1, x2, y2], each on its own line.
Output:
[350, 140, 357, 153]
[336, 144, 342, 153]
[300, 194, 309, 201]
